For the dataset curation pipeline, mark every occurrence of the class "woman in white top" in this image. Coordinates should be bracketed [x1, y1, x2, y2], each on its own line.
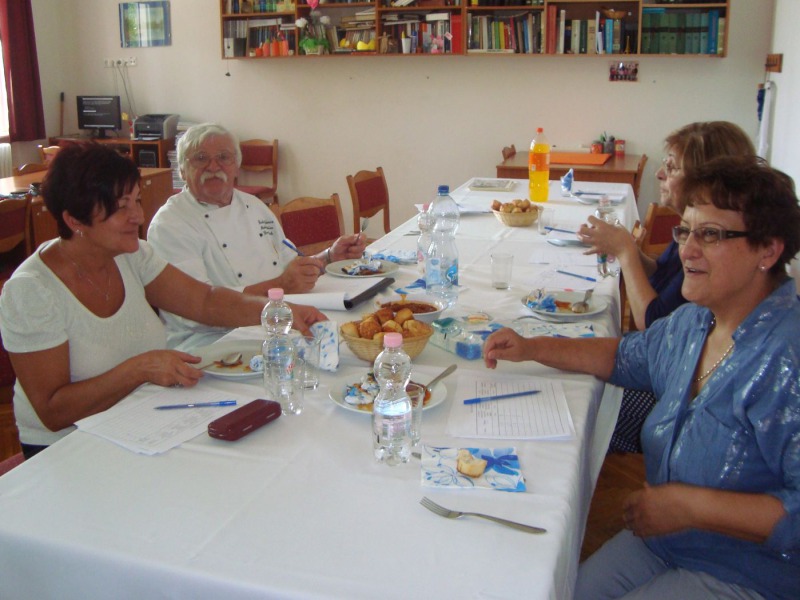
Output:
[0, 143, 325, 458]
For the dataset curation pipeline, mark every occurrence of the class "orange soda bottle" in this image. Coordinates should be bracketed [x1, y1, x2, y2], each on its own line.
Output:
[529, 127, 550, 202]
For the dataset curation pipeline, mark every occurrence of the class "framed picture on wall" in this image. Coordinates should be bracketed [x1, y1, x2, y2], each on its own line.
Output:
[119, 1, 172, 48]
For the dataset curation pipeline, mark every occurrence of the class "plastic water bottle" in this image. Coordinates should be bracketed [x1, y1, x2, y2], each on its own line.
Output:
[425, 185, 460, 307]
[416, 209, 433, 273]
[595, 198, 621, 278]
[260, 288, 293, 336]
[529, 127, 550, 203]
[372, 332, 412, 466]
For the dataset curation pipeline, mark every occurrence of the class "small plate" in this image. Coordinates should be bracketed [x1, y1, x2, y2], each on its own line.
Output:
[194, 340, 263, 380]
[329, 374, 446, 414]
[521, 291, 607, 321]
[572, 192, 625, 205]
[325, 259, 400, 279]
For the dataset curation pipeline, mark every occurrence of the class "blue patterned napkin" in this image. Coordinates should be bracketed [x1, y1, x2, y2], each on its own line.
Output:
[310, 321, 338, 371]
[370, 250, 417, 265]
[513, 321, 595, 338]
[420, 446, 526, 492]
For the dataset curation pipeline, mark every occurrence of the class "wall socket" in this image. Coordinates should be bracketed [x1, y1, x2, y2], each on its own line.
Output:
[104, 58, 137, 68]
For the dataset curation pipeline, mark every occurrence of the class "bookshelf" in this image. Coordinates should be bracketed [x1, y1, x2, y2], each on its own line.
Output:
[220, 0, 729, 58]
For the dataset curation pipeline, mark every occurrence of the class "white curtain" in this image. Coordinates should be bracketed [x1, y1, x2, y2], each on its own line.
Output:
[0, 143, 11, 177]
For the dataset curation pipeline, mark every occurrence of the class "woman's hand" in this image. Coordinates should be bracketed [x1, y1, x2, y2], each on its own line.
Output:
[623, 482, 694, 537]
[577, 215, 638, 260]
[288, 302, 328, 335]
[483, 328, 531, 368]
[330, 234, 367, 262]
[279, 257, 325, 293]
[133, 349, 207, 388]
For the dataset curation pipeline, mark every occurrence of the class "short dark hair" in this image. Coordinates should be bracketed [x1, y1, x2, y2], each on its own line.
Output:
[682, 156, 800, 276]
[41, 143, 140, 239]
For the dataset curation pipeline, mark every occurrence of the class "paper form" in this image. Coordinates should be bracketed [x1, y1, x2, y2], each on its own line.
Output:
[446, 373, 574, 440]
[76, 388, 247, 455]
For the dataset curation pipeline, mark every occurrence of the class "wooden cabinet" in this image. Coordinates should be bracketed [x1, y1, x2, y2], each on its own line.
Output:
[220, 0, 729, 58]
[50, 136, 175, 169]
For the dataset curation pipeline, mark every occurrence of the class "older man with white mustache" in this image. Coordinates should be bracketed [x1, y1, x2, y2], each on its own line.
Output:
[148, 122, 365, 350]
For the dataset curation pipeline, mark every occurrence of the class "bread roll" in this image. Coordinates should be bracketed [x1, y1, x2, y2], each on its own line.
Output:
[456, 449, 487, 478]
[341, 321, 359, 338]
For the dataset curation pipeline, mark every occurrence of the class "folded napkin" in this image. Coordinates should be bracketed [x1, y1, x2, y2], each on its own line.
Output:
[310, 321, 339, 371]
[394, 278, 427, 295]
[513, 321, 595, 338]
[420, 446, 526, 492]
[369, 250, 417, 265]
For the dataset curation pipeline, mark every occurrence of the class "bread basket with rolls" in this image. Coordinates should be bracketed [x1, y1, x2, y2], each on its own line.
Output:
[340, 306, 434, 362]
[491, 198, 539, 227]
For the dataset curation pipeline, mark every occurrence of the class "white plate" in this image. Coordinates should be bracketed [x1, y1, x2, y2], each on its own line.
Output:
[521, 291, 607, 321]
[325, 259, 400, 279]
[572, 192, 625, 205]
[329, 374, 446, 414]
[194, 340, 263, 380]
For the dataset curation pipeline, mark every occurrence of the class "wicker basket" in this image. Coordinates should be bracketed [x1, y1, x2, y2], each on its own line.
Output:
[340, 324, 433, 362]
[492, 209, 538, 227]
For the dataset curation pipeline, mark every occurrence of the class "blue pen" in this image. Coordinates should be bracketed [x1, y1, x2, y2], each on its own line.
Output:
[155, 400, 237, 410]
[545, 226, 576, 234]
[282, 239, 304, 256]
[556, 270, 597, 283]
[463, 390, 540, 405]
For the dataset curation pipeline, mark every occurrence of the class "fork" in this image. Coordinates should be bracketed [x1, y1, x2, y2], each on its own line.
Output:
[419, 497, 546, 534]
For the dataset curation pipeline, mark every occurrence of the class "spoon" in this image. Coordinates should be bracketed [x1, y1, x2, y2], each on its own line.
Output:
[424, 363, 457, 393]
[198, 351, 243, 370]
[571, 289, 594, 313]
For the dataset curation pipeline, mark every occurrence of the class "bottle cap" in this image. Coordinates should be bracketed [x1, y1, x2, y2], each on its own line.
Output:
[537, 127, 544, 133]
[383, 332, 403, 348]
[267, 288, 284, 300]
[437, 185, 449, 195]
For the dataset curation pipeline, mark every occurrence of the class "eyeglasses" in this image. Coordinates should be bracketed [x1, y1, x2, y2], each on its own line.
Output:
[661, 157, 682, 177]
[672, 225, 749, 246]
[188, 151, 237, 168]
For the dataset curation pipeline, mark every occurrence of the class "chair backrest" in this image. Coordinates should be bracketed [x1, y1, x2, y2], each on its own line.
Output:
[13, 163, 48, 176]
[631, 154, 648, 200]
[639, 202, 681, 259]
[0, 278, 17, 390]
[502, 144, 517, 160]
[0, 452, 24, 477]
[238, 139, 278, 204]
[278, 194, 344, 256]
[37, 145, 61, 164]
[0, 197, 32, 257]
[346, 166, 390, 235]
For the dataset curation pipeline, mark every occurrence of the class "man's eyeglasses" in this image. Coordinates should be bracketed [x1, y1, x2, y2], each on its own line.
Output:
[672, 225, 749, 246]
[188, 151, 237, 168]
[661, 157, 681, 177]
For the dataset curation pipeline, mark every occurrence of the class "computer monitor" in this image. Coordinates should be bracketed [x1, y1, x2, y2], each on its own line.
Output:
[76, 95, 122, 139]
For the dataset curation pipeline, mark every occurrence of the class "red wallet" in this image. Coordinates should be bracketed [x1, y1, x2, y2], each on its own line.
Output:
[207, 399, 281, 441]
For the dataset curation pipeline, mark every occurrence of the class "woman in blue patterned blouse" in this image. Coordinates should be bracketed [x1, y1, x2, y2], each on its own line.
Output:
[484, 156, 800, 600]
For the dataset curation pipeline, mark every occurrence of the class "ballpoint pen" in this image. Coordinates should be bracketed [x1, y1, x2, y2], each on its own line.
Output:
[544, 226, 576, 235]
[282, 239, 304, 256]
[463, 390, 540, 405]
[556, 270, 597, 283]
[155, 400, 238, 410]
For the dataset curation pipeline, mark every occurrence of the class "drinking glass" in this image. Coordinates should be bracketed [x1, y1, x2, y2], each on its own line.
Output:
[407, 383, 426, 447]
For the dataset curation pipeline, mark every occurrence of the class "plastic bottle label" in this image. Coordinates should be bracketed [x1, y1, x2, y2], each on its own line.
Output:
[445, 261, 458, 286]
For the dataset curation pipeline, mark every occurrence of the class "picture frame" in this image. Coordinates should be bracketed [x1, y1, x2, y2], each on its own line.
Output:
[119, 1, 171, 48]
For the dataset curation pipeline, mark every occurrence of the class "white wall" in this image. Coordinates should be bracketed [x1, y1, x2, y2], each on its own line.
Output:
[768, 0, 799, 183]
[28, 0, 774, 236]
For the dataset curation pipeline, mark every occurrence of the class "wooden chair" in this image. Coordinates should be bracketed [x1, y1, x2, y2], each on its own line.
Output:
[236, 139, 279, 206]
[0, 279, 23, 460]
[346, 166, 391, 237]
[278, 194, 344, 256]
[0, 197, 32, 281]
[631, 154, 648, 200]
[0, 452, 24, 476]
[501, 144, 517, 160]
[37, 145, 61, 164]
[13, 163, 48, 176]
[639, 202, 681, 259]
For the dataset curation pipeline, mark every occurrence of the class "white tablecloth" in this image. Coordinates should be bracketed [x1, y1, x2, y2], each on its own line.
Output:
[0, 179, 637, 600]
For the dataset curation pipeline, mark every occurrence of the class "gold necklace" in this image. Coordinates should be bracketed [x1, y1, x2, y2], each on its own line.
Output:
[59, 244, 112, 302]
[694, 340, 735, 382]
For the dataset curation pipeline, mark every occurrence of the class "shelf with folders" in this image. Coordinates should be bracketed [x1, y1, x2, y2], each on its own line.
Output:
[640, 2, 728, 56]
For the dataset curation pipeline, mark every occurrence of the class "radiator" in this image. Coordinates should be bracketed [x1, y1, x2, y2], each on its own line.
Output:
[0, 143, 11, 178]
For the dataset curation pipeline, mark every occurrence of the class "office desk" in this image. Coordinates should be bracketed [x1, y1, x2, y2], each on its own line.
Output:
[0, 167, 173, 246]
[0, 180, 637, 599]
[496, 152, 644, 197]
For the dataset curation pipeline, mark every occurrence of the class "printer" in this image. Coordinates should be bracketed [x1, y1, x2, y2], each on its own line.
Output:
[133, 114, 179, 140]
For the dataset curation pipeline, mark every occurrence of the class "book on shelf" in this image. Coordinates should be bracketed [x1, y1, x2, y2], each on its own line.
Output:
[557, 9, 565, 54]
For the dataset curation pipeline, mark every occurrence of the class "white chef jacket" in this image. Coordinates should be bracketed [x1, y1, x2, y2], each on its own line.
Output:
[147, 187, 296, 350]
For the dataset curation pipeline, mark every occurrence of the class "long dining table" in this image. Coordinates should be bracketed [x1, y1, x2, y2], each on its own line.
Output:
[0, 179, 638, 600]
